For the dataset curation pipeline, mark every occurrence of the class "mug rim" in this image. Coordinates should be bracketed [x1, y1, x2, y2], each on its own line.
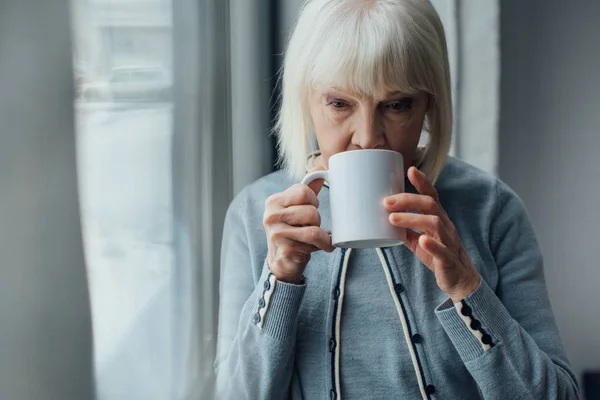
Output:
[329, 148, 403, 162]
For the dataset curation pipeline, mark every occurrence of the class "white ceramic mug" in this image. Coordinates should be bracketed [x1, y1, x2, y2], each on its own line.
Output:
[301, 149, 406, 249]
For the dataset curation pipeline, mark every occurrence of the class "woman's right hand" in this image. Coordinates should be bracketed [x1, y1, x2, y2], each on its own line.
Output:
[263, 176, 334, 284]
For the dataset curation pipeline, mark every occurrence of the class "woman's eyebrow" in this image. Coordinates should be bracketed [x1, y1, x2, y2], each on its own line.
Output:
[322, 89, 419, 101]
[384, 91, 417, 98]
[323, 91, 355, 101]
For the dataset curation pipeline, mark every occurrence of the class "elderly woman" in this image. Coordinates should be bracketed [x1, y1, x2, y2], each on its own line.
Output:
[215, 0, 578, 399]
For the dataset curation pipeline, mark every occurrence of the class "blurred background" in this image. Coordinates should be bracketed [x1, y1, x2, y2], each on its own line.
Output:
[0, 0, 599, 399]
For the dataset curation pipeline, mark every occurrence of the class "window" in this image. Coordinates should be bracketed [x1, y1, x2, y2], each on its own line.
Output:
[71, 0, 175, 397]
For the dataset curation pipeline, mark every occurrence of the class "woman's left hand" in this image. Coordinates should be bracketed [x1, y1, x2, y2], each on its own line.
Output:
[385, 166, 480, 303]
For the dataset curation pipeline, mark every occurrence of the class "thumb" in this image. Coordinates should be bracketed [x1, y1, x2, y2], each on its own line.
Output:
[306, 165, 327, 196]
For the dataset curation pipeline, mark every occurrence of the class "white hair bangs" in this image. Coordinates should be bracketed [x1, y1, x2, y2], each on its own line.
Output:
[276, 0, 452, 181]
[307, 3, 439, 97]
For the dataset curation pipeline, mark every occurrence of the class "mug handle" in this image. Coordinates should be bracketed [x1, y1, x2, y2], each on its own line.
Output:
[301, 170, 328, 186]
[301, 170, 331, 235]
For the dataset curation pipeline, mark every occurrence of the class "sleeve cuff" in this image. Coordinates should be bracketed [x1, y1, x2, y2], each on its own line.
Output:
[245, 264, 307, 341]
[435, 278, 516, 361]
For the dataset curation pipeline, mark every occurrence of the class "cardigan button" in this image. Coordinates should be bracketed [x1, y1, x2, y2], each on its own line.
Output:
[426, 384, 436, 394]
[460, 304, 472, 317]
[330, 389, 337, 400]
[412, 334, 423, 344]
[481, 333, 493, 345]
[252, 313, 261, 324]
[469, 318, 481, 330]
[263, 279, 271, 290]
[329, 338, 337, 352]
[258, 297, 265, 308]
[394, 283, 405, 293]
[333, 287, 340, 300]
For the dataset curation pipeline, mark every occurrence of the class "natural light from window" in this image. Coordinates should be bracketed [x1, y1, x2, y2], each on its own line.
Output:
[71, 0, 174, 397]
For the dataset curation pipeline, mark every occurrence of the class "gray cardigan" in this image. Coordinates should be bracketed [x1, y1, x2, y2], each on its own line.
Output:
[215, 156, 579, 399]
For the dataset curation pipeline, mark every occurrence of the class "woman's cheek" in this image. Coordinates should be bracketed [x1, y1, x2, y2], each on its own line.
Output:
[322, 107, 349, 126]
[315, 111, 349, 144]
[318, 131, 349, 158]
[384, 116, 423, 153]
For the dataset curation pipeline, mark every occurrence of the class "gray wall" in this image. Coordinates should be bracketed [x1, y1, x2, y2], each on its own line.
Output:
[500, 0, 600, 382]
[0, 1, 94, 399]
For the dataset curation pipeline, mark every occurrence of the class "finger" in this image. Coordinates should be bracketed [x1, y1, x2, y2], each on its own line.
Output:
[403, 230, 435, 271]
[280, 183, 320, 208]
[408, 166, 439, 202]
[273, 225, 334, 252]
[306, 165, 327, 197]
[267, 205, 320, 227]
[389, 212, 450, 242]
[418, 234, 454, 262]
[403, 229, 422, 254]
[384, 192, 441, 216]
[290, 240, 320, 254]
[275, 238, 320, 262]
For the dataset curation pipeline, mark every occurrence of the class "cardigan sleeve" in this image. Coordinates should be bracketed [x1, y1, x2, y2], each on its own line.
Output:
[435, 180, 580, 399]
[214, 189, 305, 399]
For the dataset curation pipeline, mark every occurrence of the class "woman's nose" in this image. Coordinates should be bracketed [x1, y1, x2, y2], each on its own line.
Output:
[352, 114, 386, 149]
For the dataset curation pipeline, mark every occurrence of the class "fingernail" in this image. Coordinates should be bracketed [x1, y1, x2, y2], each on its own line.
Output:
[385, 197, 395, 206]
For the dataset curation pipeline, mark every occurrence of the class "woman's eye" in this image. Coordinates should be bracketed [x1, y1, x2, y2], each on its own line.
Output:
[329, 99, 349, 109]
[386, 98, 414, 112]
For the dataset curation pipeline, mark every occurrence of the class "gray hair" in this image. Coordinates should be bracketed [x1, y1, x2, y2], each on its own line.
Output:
[274, 0, 452, 182]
